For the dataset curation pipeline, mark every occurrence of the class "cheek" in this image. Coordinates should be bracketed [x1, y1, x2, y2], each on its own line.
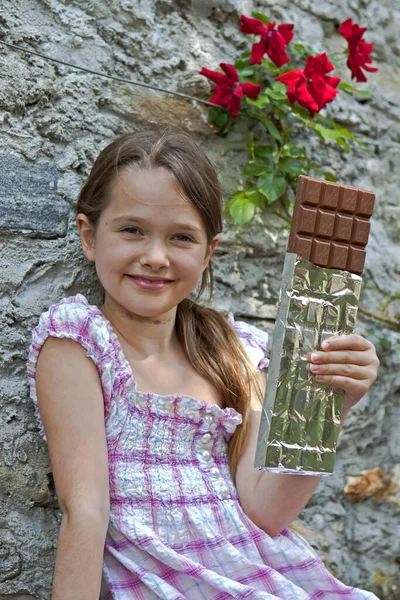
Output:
[106, 241, 134, 264]
[178, 250, 206, 275]
[95, 241, 130, 278]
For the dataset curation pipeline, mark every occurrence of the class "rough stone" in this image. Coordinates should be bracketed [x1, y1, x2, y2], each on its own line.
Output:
[0, 155, 69, 237]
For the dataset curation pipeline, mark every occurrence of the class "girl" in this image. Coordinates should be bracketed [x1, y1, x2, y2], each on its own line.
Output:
[27, 129, 380, 600]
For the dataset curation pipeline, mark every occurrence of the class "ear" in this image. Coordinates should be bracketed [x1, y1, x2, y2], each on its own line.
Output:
[202, 235, 220, 271]
[76, 213, 96, 262]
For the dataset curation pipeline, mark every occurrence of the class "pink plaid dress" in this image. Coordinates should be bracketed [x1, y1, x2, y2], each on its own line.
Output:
[27, 294, 378, 600]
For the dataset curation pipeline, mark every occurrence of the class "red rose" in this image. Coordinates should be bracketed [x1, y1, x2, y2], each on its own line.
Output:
[338, 18, 378, 82]
[240, 15, 294, 67]
[276, 53, 340, 116]
[199, 63, 261, 118]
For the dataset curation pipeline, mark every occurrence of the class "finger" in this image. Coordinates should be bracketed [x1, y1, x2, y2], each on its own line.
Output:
[306, 350, 373, 366]
[308, 374, 369, 397]
[320, 334, 372, 352]
[307, 362, 371, 380]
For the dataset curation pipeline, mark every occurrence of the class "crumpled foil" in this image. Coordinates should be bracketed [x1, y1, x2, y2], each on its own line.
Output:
[254, 253, 362, 476]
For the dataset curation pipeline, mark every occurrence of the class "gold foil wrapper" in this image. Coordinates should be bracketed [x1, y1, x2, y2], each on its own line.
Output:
[254, 253, 362, 476]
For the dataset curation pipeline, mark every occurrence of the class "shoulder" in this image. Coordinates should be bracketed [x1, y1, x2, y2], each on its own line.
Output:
[27, 294, 115, 441]
[227, 313, 269, 372]
[28, 293, 113, 387]
[31, 293, 110, 351]
[35, 293, 97, 331]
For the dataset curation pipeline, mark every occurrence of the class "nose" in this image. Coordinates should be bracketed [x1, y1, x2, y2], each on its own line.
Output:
[139, 239, 170, 271]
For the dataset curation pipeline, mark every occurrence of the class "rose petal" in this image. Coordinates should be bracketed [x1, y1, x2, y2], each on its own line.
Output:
[277, 23, 295, 43]
[267, 30, 291, 67]
[220, 63, 239, 83]
[199, 67, 227, 85]
[250, 37, 267, 65]
[240, 14, 266, 36]
[241, 82, 261, 99]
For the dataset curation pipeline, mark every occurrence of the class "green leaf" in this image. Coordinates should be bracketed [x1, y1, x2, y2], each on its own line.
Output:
[338, 82, 356, 96]
[209, 106, 229, 127]
[290, 42, 315, 59]
[245, 109, 285, 141]
[258, 172, 287, 203]
[265, 87, 287, 100]
[245, 189, 265, 209]
[316, 116, 356, 140]
[234, 52, 252, 67]
[252, 11, 270, 24]
[234, 53, 258, 78]
[265, 119, 282, 141]
[245, 94, 270, 108]
[290, 105, 313, 124]
[314, 124, 343, 140]
[273, 81, 287, 94]
[337, 127, 355, 141]
[278, 157, 304, 176]
[312, 168, 325, 179]
[263, 61, 281, 76]
[237, 67, 257, 77]
[281, 144, 306, 158]
[313, 123, 354, 150]
[324, 171, 337, 182]
[244, 158, 273, 176]
[354, 89, 373, 99]
[227, 192, 256, 225]
[253, 145, 274, 160]
[336, 137, 351, 151]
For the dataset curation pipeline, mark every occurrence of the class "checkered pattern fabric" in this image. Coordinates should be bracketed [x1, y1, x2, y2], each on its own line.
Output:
[27, 294, 378, 599]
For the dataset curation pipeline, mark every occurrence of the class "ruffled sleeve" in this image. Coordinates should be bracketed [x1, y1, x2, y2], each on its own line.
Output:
[26, 293, 115, 441]
[228, 313, 269, 372]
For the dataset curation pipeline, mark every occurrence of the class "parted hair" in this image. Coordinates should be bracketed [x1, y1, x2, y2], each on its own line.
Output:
[75, 128, 264, 486]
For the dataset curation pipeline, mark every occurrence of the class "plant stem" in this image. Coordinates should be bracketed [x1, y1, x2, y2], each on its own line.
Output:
[358, 306, 400, 331]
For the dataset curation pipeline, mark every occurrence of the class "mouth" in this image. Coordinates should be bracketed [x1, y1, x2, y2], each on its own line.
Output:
[127, 275, 175, 290]
[127, 275, 174, 283]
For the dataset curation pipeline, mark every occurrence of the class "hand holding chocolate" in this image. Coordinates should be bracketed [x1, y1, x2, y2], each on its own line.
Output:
[254, 176, 375, 476]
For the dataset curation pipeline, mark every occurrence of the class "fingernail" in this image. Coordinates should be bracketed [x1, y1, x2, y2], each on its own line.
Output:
[311, 352, 320, 362]
[321, 341, 330, 350]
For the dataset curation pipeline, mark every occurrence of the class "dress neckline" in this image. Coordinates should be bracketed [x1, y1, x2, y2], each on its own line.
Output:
[76, 294, 241, 418]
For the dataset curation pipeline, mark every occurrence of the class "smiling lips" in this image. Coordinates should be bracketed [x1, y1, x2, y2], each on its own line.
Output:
[128, 275, 174, 282]
[127, 275, 174, 290]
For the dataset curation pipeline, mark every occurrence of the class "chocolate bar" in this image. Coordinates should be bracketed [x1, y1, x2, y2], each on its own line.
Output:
[288, 176, 375, 274]
[254, 176, 375, 476]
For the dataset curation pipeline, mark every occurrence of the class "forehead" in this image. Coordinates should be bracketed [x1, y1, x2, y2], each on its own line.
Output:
[102, 166, 204, 227]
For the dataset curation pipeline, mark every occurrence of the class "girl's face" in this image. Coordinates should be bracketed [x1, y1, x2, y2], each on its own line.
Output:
[78, 166, 219, 320]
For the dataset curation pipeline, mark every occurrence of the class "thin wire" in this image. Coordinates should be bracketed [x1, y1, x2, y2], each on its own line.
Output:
[0, 39, 223, 109]
[1, 40, 397, 148]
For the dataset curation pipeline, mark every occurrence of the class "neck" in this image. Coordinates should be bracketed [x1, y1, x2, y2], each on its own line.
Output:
[122, 310, 175, 326]
[100, 296, 179, 359]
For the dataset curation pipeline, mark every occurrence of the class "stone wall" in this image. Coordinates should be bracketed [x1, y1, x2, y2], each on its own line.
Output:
[0, 0, 399, 598]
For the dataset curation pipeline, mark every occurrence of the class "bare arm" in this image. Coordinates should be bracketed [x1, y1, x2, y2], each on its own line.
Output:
[52, 512, 108, 600]
[36, 336, 110, 599]
[236, 369, 350, 536]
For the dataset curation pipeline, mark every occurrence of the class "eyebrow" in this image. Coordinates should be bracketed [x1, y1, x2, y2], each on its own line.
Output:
[111, 215, 203, 233]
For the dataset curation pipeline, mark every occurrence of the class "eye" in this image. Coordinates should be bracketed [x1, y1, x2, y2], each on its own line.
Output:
[173, 234, 194, 242]
[121, 227, 141, 234]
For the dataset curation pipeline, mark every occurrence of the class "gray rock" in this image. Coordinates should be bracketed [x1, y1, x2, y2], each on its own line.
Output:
[0, 155, 69, 237]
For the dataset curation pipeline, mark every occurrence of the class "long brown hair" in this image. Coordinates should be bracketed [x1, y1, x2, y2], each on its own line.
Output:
[76, 128, 263, 485]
